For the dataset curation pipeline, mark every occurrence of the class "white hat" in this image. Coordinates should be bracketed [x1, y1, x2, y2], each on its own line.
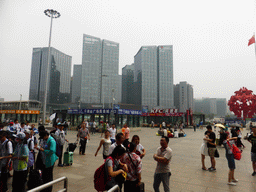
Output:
[14, 132, 26, 140]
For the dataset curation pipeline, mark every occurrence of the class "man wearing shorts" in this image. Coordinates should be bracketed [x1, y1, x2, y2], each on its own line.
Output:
[205, 125, 216, 171]
[248, 126, 256, 176]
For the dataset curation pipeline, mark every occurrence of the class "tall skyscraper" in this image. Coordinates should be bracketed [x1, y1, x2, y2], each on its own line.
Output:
[71, 65, 82, 103]
[174, 81, 194, 113]
[29, 47, 72, 105]
[122, 64, 134, 104]
[216, 98, 227, 117]
[133, 45, 173, 109]
[157, 46, 174, 108]
[80, 34, 119, 106]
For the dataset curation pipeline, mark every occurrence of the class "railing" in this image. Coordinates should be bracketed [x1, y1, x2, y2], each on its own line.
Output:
[107, 184, 120, 192]
[27, 176, 68, 192]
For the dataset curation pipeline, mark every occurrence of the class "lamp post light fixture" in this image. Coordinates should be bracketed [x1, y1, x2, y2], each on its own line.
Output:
[42, 9, 60, 125]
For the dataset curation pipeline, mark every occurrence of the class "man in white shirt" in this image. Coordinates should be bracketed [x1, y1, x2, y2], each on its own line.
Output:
[13, 119, 21, 133]
[92, 121, 97, 135]
[162, 121, 166, 129]
[108, 133, 125, 156]
[55, 124, 68, 167]
[153, 136, 172, 192]
[25, 121, 31, 130]
[18, 122, 26, 133]
[108, 124, 117, 144]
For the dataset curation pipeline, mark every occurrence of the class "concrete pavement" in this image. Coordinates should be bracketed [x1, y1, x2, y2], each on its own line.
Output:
[7, 127, 256, 191]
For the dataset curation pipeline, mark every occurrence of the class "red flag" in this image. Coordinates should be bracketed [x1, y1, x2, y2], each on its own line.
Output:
[248, 35, 255, 46]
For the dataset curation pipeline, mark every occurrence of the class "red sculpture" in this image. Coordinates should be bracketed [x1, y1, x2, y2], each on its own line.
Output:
[228, 87, 256, 120]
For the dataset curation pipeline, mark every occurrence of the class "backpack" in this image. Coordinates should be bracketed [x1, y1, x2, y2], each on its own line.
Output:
[227, 141, 242, 160]
[50, 133, 62, 157]
[94, 156, 114, 191]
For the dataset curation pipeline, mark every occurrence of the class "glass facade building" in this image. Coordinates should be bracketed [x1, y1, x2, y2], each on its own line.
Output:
[122, 64, 134, 104]
[29, 47, 72, 105]
[133, 45, 174, 109]
[174, 81, 194, 113]
[71, 65, 82, 103]
[81, 34, 119, 107]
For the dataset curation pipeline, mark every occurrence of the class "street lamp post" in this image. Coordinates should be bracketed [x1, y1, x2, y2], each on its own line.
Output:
[43, 9, 60, 125]
[19, 94, 22, 110]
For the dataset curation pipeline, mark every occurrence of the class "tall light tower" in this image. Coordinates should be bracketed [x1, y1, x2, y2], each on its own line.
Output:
[43, 9, 60, 125]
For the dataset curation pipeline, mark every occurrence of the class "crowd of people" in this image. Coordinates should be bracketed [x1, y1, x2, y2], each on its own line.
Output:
[200, 124, 256, 186]
[1, 118, 256, 192]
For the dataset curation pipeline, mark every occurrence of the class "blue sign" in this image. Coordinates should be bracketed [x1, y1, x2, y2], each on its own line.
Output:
[113, 104, 120, 109]
[67, 108, 142, 115]
[118, 109, 142, 115]
[67, 109, 117, 114]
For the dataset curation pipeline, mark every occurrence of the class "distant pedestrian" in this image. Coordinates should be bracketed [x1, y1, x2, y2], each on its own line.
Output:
[153, 136, 172, 192]
[162, 121, 166, 129]
[109, 124, 117, 144]
[100, 122, 107, 138]
[13, 119, 21, 133]
[95, 130, 111, 159]
[123, 124, 130, 148]
[77, 122, 90, 155]
[92, 121, 97, 135]
[193, 121, 196, 132]
[205, 125, 217, 171]
[248, 126, 256, 176]
[222, 132, 238, 186]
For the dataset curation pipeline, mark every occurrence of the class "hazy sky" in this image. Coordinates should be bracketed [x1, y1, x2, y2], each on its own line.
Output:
[1, 0, 256, 102]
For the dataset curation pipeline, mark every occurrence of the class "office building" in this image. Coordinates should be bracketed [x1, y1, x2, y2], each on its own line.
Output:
[174, 81, 194, 113]
[216, 98, 227, 117]
[29, 47, 72, 105]
[71, 65, 82, 103]
[133, 45, 174, 109]
[80, 34, 119, 107]
[122, 64, 135, 104]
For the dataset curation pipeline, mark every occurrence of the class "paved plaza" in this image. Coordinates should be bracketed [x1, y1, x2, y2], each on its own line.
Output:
[7, 127, 256, 191]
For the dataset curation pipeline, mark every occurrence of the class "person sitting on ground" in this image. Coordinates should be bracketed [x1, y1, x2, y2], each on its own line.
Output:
[131, 135, 146, 159]
[105, 145, 128, 191]
[122, 142, 142, 192]
[95, 130, 112, 159]
[222, 132, 238, 186]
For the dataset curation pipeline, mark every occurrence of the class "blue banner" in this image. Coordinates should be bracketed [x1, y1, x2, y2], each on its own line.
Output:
[67, 108, 142, 115]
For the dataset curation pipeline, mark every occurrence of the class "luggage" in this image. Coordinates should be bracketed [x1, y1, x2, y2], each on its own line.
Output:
[27, 169, 43, 190]
[68, 143, 77, 152]
[179, 133, 184, 137]
[138, 182, 145, 192]
[64, 143, 74, 165]
[64, 151, 73, 165]
[174, 131, 179, 138]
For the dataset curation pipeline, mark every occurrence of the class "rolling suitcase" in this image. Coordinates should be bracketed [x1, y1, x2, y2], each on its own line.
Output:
[64, 151, 73, 166]
[64, 143, 73, 166]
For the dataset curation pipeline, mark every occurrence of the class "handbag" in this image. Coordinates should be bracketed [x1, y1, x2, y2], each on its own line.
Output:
[214, 148, 219, 158]
[227, 141, 242, 160]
